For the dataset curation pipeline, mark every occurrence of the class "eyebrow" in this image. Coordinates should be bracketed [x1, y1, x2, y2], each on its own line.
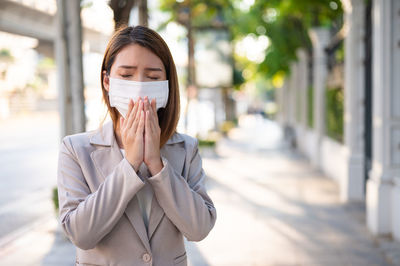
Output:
[118, 65, 163, 71]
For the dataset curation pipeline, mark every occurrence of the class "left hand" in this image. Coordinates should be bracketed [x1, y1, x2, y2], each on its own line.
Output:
[143, 96, 163, 175]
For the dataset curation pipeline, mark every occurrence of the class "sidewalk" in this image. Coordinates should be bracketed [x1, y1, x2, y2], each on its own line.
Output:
[188, 115, 398, 265]
[0, 114, 398, 265]
[0, 217, 75, 266]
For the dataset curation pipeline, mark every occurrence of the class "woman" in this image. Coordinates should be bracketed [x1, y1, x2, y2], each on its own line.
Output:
[57, 25, 217, 266]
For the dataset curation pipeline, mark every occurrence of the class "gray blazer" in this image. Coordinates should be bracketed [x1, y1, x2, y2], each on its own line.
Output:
[57, 120, 217, 266]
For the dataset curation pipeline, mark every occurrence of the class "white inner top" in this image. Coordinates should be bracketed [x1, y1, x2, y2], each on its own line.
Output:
[120, 148, 154, 231]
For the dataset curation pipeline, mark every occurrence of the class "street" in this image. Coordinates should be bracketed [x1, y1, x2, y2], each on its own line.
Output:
[0, 112, 59, 243]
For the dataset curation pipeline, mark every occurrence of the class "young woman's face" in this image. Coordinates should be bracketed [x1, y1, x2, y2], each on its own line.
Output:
[103, 44, 167, 91]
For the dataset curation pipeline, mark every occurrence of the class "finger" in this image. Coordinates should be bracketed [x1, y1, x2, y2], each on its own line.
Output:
[137, 110, 145, 135]
[151, 98, 156, 114]
[144, 96, 150, 113]
[145, 110, 152, 135]
[147, 106, 157, 134]
[145, 98, 158, 132]
[125, 99, 136, 129]
[132, 99, 143, 133]
[127, 98, 140, 129]
[149, 99, 159, 132]
[150, 98, 159, 127]
[120, 99, 132, 130]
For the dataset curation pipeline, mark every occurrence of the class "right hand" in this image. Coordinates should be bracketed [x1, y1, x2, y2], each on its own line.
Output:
[119, 97, 145, 172]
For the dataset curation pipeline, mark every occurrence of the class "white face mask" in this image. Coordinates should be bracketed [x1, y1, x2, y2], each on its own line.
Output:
[108, 77, 169, 118]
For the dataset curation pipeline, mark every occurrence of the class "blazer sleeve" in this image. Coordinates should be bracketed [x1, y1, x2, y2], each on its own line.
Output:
[147, 138, 217, 242]
[57, 136, 146, 250]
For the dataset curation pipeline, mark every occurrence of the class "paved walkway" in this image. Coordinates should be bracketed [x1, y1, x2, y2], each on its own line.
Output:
[188, 115, 393, 265]
[0, 114, 397, 265]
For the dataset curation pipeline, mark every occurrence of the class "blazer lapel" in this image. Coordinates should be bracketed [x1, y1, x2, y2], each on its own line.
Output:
[147, 194, 164, 241]
[124, 195, 152, 252]
[147, 143, 186, 241]
[90, 121, 151, 253]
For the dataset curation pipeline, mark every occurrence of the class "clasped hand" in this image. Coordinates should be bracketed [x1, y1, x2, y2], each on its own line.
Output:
[119, 96, 163, 176]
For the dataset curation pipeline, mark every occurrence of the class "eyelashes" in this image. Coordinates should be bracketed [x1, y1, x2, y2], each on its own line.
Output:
[120, 74, 159, 80]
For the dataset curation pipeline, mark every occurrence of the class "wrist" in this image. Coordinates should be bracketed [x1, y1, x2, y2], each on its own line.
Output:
[147, 157, 164, 176]
[127, 159, 141, 173]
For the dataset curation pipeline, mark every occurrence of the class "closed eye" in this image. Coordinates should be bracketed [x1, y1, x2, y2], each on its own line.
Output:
[121, 74, 132, 78]
[148, 77, 159, 80]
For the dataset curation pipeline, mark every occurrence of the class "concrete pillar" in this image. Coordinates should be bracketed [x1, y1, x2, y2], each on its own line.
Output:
[342, 0, 366, 202]
[392, 0, 400, 241]
[56, 0, 86, 140]
[293, 50, 308, 153]
[297, 49, 308, 127]
[278, 80, 289, 126]
[366, 0, 400, 238]
[309, 28, 330, 167]
[288, 62, 298, 126]
[56, 0, 72, 139]
[276, 82, 285, 125]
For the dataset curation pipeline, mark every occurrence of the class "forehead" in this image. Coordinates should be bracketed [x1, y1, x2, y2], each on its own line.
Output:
[113, 44, 164, 69]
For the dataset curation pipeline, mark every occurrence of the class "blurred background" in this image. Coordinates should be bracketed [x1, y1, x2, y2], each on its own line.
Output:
[0, 0, 399, 265]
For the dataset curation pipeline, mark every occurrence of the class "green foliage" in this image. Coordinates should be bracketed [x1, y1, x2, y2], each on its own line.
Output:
[198, 139, 216, 147]
[158, 0, 234, 30]
[335, 41, 345, 63]
[38, 57, 55, 69]
[219, 120, 236, 135]
[325, 87, 344, 142]
[52, 186, 59, 212]
[0, 48, 13, 61]
[0, 49, 11, 57]
[80, 0, 93, 9]
[158, 0, 343, 93]
[242, 0, 343, 79]
[233, 65, 245, 90]
[307, 86, 314, 128]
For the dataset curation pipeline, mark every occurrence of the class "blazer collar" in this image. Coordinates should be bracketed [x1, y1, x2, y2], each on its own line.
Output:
[89, 120, 184, 146]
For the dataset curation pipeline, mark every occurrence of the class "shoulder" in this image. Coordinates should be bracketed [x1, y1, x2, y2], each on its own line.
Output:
[171, 132, 198, 148]
[60, 130, 96, 155]
[166, 132, 199, 158]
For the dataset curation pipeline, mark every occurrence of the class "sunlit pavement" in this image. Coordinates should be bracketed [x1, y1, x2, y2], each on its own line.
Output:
[0, 111, 76, 266]
[0, 113, 395, 265]
[185, 114, 391, 266]
[0, 111, 59, 241]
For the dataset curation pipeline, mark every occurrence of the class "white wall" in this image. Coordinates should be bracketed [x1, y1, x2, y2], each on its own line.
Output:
[295, 125, 347, 195]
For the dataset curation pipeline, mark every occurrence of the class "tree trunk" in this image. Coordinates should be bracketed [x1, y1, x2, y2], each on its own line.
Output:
[109, 0, 135, 30]
[222, 87, 235, 122]
[138, 0, 148, 26]
[184, 8, 197, 133]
